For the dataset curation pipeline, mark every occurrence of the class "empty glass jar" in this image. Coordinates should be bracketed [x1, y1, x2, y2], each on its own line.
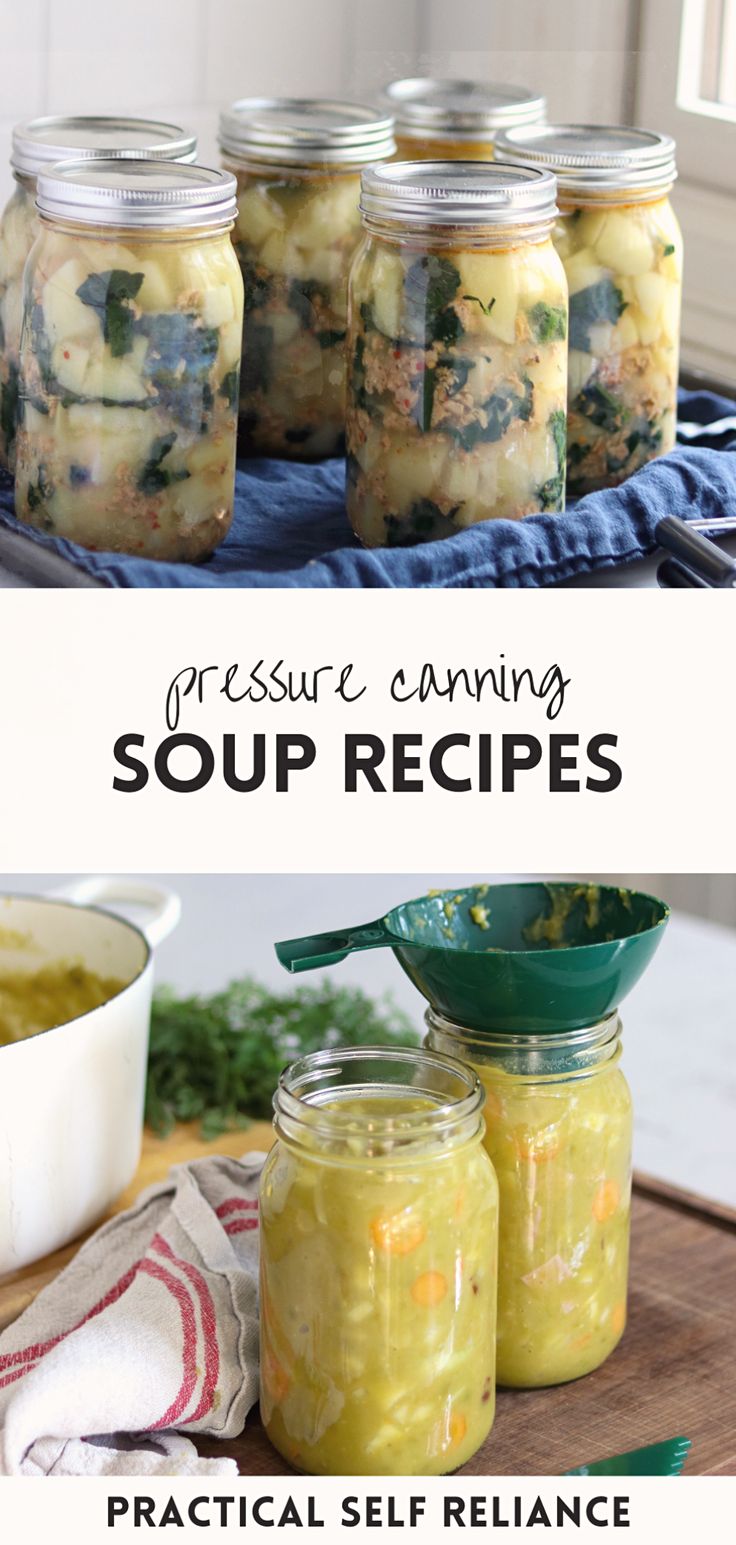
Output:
[496, 125, 682, 493]
[346, 160, 568, 546]
[385, 79, 546, 163]
[15, 158, 242, 560]
[220, 99, 395, 460]
[0, 115, 196, 473]
[259, 1045, 498, 1475]
[426, 1010, 632, 1389]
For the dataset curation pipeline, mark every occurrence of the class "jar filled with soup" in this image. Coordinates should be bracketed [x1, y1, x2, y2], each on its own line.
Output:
[426, 1010, 632, 1389]
[0, 115, 197, 474]
[385, 79, 546, 163]
[219, 99, 396, 460]
[346, 161, 568, 547]
[259, 1045, 498, 1475]
[16, 159, 243, 560]
[495, 125, 682, 493]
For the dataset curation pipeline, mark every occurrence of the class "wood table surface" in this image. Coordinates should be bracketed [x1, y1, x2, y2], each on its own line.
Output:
[1, 1127, 734, 1478]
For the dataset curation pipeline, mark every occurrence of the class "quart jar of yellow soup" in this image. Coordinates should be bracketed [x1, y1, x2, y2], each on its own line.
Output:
[0, 115, 196, 474]
[259, 1045, 499, 1476]
[426, 1010, 632, 1389]
[385, 79, 546, 163]
[495, 125, 682, 493]
[16, 159, 243, 560]
[346, 161, 568, 546]
[219, 99, 395, 460]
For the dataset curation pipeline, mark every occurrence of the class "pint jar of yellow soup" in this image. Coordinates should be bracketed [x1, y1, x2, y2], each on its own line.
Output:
[346, 161, 568, 546]
[259, 1045, 499, 1476]
[219, 99, 396, 460]
[495, 125, 682, 493]
[384, 79, 546, 163]
[0, 115, 197, 475]
[15, 159, 243, 560]
[426, 1010, 632, 1389]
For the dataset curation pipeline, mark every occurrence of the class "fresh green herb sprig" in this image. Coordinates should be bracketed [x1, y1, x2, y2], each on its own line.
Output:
[145, 976, 420, 1141]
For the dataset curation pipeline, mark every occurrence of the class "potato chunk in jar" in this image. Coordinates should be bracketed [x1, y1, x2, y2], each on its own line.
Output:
[260, 1047, 498, 1476]
[347, 161, 567, 546]
[220, 100, 396, 460]
[15, 159, 242, 560]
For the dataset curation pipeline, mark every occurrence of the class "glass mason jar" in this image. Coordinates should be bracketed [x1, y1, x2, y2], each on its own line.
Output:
[15, 158, 243, 561]
[496, 125, 682, 494]
[426, 1010, 632, 1390]
[0, 115, 197, 474]
[346, 161, 568, 547]
[384, 79, 546, 163]
[219, 99, 396, 460]
[259, 1045, 499, 1476]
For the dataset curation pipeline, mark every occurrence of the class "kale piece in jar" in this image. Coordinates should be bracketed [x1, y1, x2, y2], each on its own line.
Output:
[443, 375, 534, 453]
[404, 255, 463, 348]
[0, 364, 20, 459]
[569, 279, 626, 353]
[575, 382, 628, 433]
[241, 320, 273, 397]
[137, 311, 220, 431]
[385, 498, 461, 546]
[137, 432, 190, 496]
[26, 462, 55, 523]
[528, 302, 567, 343]
[219, 369, 240, 412]
[537, 409, 567, 510]
[76, 269, 144, 358]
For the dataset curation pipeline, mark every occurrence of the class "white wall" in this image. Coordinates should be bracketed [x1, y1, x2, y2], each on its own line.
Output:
[0, 0, 637, 205]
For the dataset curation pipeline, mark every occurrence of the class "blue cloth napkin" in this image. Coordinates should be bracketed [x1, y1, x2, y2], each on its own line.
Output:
[1, 387, 733, 588]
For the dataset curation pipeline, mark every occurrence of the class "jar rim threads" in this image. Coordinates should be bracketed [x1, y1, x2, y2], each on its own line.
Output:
[360, 159, 558, 233]
[219, 97, 396, 167]
[385, 78, 546, 142]
[495, 123, 677, 201]
[12, 115, 197, 180]
[35, 158, 238, 230]
[274, 1043, 486, 1157]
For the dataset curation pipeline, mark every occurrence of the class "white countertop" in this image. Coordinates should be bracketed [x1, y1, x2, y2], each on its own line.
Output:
[9, 874, 736, 1209]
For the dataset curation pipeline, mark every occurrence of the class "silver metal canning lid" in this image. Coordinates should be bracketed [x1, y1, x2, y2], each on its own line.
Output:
[36, 159, 237, 230]
[361, 160, 558, 230]
[11, 115, 197, 179]
[219, 97, 396, 166]
[495, 124, 677, 197]
[385, 78, 546, 141]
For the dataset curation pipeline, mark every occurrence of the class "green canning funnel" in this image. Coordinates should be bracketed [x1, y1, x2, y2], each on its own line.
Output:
[274, 881, 670, 1033]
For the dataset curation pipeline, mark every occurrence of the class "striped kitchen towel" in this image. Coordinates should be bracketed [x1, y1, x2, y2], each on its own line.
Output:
[0, 1152, 265, 1476]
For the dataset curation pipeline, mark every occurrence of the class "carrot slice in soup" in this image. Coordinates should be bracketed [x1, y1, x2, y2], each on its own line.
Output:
[411, 1270, 448, 1308]
[592, 1179, 621, 1222]
[370, 1208, 425, 1255]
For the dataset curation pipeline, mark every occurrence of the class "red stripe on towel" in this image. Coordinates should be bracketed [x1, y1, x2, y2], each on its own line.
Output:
[150, 1234, 219, 1425]
[0, 1361, 39, 1390]
[0, 1261, 142, 1375]
[216, 1198, 258, 1218]
[139, 1258, 198, 1429]
[224, 1217, 259, 1235]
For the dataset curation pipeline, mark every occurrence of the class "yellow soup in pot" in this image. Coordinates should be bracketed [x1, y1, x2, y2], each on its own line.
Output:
[259, 1095, 498, 1475]
[0, 963, 126, 1045]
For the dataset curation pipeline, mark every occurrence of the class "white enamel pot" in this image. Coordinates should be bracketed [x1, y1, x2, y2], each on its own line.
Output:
[0, 877, 180, 1275]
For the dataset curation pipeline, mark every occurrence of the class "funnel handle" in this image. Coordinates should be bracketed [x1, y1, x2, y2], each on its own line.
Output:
[275, 918, 393, 973]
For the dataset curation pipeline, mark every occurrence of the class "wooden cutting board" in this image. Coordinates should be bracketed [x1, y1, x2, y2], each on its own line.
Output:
[1, 1130, 734, 1477]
